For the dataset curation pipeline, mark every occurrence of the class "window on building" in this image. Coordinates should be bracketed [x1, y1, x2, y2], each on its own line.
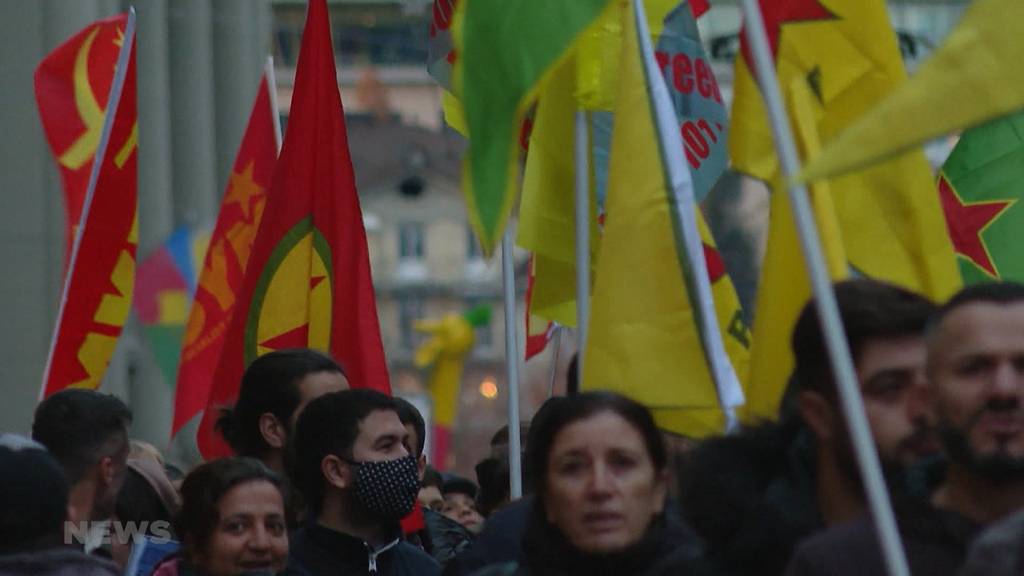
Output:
[399, 221, 425, 260]
[399, 297, 425, 350]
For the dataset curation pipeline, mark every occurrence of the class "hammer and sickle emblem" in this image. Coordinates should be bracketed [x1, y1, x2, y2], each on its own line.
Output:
[58, 27, 105, 170]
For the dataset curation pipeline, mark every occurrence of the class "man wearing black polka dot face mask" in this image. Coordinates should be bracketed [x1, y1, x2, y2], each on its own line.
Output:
[289, 389, 440, 575]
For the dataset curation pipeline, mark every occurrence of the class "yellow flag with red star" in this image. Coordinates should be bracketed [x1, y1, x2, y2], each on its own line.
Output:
[731, 0, 960, 419]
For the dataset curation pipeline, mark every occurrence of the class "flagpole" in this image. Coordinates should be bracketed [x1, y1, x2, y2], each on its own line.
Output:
[738, 1, 910, 575]
[264, 56, 283, 153]
[574, 111, 590, 379]
[501, 229, 523, 499]
[39, 9, 137, 401]
[547, 326, 564, 397]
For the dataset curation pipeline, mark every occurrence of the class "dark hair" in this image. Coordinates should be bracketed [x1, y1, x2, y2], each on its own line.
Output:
[0, 435, 69, 554]
[217, 348, 344, 458]
[526, 392, 666, 499]
[566, 353, 579, 397]
[293, 389, 398, 511]
[490, 422, 530, 450]
[176, 457, 288, 563]
[32, 389, 132, 483]
[927, 281, 1024, 337]
[792, 279, 936, 398]
[116, 467, 175, 537]
[422, 465, 443, 490]
[443, 475, 478, 499]
[393, 396, 426, 458]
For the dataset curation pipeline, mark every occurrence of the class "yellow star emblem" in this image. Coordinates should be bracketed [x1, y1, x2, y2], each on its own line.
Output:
[224, 161, 264, 221]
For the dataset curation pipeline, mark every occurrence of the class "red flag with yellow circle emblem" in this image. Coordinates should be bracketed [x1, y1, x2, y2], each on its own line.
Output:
[196, 0, 390, 458]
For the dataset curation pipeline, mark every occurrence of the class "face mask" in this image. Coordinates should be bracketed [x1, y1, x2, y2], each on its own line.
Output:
[346, 455, 420, 522]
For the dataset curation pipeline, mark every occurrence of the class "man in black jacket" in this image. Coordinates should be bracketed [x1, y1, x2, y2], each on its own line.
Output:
[787, 282, 1024, 575]
[290, 389, 440, 575]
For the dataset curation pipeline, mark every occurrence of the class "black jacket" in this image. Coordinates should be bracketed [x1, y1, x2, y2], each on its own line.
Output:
[784, 496, 981, 576]
[416, 509, 475, 568]
[290, 522, 440, 576]
[469, 506, 714, 576]
[0, 546, 119, 576]
[443, 497, 532, 576]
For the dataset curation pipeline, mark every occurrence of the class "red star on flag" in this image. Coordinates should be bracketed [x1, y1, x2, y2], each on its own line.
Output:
[938, 176, 1015, 278]
[739, 0, 834, 66]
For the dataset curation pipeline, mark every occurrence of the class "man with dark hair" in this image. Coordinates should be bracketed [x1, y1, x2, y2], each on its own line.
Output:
[441, 476, 484, 534]
[216, 347, 348, 474]
[32, 388, 133, 526]
[787, 281, 1024, 575]
[290, 389, 439, 575]
[677, 279, 939, 576]
[792, 279, 940, 522]
[419, 466, 445, 512]
[0, 434, 119, 575]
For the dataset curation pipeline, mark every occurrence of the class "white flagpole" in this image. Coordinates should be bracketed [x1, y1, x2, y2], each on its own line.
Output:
[40, 9, 137, 401]
[574, 111, 590, 380]
[738, 1, 910, 574]
[546, 325, 564, 397]
[501, 229, 523, 499]
[264, 55, 283, 153]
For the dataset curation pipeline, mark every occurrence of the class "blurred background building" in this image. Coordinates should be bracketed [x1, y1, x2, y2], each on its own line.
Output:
[0, 0, 967, 477]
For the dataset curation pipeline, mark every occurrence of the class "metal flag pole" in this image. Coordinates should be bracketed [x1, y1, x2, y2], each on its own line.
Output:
[546, 325, 564, 397]
[40, 9, 137, 401]
[574, 111, 590, 381]
[501, 228, 523, 499]
[738, 1, 910, 575]
[264, 55, 283, 153]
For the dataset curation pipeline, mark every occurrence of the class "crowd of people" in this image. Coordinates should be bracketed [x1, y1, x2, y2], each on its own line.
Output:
[4, 278, 1024, 575]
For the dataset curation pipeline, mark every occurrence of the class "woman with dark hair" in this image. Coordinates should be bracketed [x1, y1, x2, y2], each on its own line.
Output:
[473, 392, 713, 576]
[151, 458, 303, 576]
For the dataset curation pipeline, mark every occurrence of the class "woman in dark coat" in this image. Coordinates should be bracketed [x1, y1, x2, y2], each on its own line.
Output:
[472, 392, 714, 576]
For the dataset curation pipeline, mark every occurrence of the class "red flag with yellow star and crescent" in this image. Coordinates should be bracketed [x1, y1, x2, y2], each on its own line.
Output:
[39, 15, 138, 397]
[35, 15, 127, 265]
[196, 0, 391, 458]
[730, 0, 960, 419]
[173, 73, 278, 442]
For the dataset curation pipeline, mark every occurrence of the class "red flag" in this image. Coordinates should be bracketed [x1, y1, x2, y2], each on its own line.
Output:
[172, 75, 278, 437]
[35, 15, 127, 264]
[197, 0, 391, 458]
[40, 17, 137, 397]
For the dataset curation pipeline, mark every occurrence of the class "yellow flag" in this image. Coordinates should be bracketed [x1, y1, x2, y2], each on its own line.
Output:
[584, 0, 744, 435]
[517, 57, 600, 327]
[732, 0, 960, 419]
[802, 0, 1024, 181]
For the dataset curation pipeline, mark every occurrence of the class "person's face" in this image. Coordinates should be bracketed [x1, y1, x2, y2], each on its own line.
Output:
[289, 371, 349, 431]
[418, 485, 444, 512]
[930, 302, 1024, 479]
[442, 492, 484, 533]
[856, 335, 939, 467]
[543, 411, 666, 554]
[352, 410, 409, 463]
[198, 480, 288, 576]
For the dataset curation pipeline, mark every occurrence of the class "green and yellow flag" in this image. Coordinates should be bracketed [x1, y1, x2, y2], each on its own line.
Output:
[938, 110, 1024, 284]
[456, 0, 610, 254]
[731, 0, 960, 419]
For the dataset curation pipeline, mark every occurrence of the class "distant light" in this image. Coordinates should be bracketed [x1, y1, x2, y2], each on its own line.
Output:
[479, 378, 498, 399]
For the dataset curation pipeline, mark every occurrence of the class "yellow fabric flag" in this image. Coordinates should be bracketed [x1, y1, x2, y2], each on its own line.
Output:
[802, 0, 1024, 181]
[517, 57, 600, 327]
[584, 0, 744, 435]
[732, 0, 960, 419]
